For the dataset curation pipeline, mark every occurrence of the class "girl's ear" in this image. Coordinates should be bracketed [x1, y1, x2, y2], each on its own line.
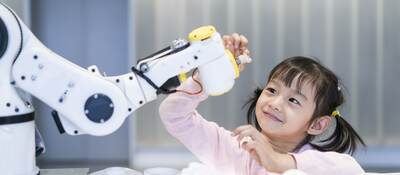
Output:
[307, 116, 332, 135]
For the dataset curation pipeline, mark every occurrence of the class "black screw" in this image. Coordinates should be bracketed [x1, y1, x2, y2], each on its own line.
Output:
[128, 108, 132, 112]
[139, 100, 143, 104]
[59, 98, 63, 103]
[6, 103, 11, 107]
[91, 69, 96, 72]
[33, 55, 38, 60]
[74, 130, 78, 134]
[21, 76, 25, 80]
[15, 108, 19, 112]
[116, 79, 120, 83]
[129, 76, 133, 80]
[10, 81, 16, 85]
[194, 55, 198, 60]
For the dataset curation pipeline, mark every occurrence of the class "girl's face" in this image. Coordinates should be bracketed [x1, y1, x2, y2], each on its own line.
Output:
[255, 77, 316, 143]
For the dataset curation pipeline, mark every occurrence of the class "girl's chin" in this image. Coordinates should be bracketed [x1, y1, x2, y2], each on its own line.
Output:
[260, 118, 283, 127]
[259, 121, 284, 133]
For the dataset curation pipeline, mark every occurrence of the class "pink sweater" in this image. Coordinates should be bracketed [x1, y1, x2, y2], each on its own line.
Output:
[159, 78, 365, 175]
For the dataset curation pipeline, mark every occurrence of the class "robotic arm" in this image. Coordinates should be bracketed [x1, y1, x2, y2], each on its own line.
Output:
[11, 23, 239, 137]
[0, 3, 245, 175]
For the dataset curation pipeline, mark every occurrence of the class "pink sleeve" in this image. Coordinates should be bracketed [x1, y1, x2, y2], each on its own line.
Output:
[291, 150, 365, 175]
[159, 77, 248, 173]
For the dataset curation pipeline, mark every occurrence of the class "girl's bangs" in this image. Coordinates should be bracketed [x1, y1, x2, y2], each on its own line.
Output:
[268, 64, 319, 92]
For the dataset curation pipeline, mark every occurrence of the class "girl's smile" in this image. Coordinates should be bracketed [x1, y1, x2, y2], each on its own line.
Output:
[262, 110, 283, 123]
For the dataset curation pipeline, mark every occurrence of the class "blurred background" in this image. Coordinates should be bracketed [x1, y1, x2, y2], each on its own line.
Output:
[1, 0, 400, 173]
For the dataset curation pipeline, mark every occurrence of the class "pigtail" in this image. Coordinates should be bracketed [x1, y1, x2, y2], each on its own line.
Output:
[312, 114, 366, 155]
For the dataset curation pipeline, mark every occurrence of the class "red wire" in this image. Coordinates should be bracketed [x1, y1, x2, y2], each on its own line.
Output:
[175, 68, 203, 95]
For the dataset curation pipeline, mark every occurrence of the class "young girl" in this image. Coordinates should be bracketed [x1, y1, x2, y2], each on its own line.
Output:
[159, 34, 365, 175]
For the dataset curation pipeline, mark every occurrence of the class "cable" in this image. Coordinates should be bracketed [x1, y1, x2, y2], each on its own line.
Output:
[175, 68, 203, 95]
[132, 66, 203, 95]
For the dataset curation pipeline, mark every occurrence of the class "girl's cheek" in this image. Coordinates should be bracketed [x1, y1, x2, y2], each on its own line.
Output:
[259, 93, 271, 102]
[256, 95, 267, 105]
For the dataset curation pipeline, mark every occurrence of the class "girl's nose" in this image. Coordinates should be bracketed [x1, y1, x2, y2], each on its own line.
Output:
[268, 96, 283, 112]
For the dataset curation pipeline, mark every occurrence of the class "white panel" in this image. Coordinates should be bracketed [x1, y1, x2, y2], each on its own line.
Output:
[325, 0, 334, 67]
[350, 0, 360, 130]
[376, 0, 384, 143]
[331, 0, 353, 129]
[382, 0, 400, 141]
[227, 0, 235, 34]
[251, 0, 261, 83]
[308, 0, 326, 60]
[301, 0, 310, 55]
[357, 0, 379, 139]
[202, 0, 210, 25]
[276, 0, 284, 61]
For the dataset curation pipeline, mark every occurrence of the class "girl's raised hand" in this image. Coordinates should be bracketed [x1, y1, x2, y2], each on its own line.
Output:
[223, 33, 251, 72]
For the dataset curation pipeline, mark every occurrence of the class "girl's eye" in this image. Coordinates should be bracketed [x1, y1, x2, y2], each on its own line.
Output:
[265, 87, 276, 94]
[289, 98, 301, 105]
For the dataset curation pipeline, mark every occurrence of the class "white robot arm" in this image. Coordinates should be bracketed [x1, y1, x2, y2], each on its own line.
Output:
[0, 3, 244, 175]
[11, 24, 238, 136]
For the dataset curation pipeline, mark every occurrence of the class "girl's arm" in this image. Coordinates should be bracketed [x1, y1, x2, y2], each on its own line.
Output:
[159, 33, 252, 173]
[159, 77, 248, 173]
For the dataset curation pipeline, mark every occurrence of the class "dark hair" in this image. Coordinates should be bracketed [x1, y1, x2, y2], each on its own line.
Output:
[245, 56, 365, 155]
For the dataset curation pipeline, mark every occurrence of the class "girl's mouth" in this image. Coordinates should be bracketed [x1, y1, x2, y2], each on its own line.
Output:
[264, 111, 283, 123]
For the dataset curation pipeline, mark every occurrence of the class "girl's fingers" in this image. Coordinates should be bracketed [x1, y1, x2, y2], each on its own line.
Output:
[233, 125, 260, 144]
[243, 143, 261, 164]
[223, 33, 250, 59]
[242, 140, 262, 163]
[223, 35, 235, 55]
[223, 35, 232, 46]
[222, 35, 229, 42]
[232, 33, 241, 49]
[239, 136, 253, 148]
[243, 48, 251, 57]
[236, 129, 256, 143]
[249, 149, 261, 164]
[232, 125, 253, 136]
[239, 47, 251, 57]
[238, 35, 248, 57]
[241, 138, 256, 151]
[239, 34, 248, 48]
[229, 45, 235, 57]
